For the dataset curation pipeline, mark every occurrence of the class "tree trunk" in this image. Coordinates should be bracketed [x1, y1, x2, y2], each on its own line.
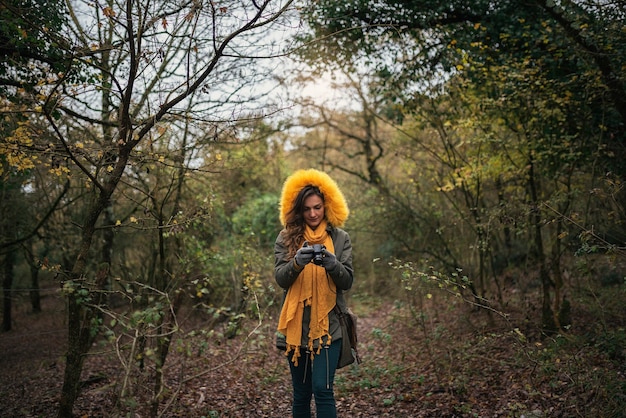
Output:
[24, 241, 42, 313]
[527, 154, 556, 334]
[57, 295, 92, 417]
[57, 156, 125, 416]
[57, 261, 110, 417]
[2, 249, 16, 332]
[150, 296, 182, 418]
[29, 262, 41, 313]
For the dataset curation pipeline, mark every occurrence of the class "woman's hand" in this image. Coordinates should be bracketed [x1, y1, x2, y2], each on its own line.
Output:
[321, 248, 338, 271]
[294, 244, 314, 267]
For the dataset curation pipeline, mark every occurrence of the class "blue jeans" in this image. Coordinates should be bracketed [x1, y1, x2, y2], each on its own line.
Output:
[288, 338, 341, 418]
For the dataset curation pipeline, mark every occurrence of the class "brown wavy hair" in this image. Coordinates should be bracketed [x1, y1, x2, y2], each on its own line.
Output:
[281, 185, 325, 256]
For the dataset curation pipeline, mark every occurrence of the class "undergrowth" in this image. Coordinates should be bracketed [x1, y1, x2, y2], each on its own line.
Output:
[334, 267, 626, 417]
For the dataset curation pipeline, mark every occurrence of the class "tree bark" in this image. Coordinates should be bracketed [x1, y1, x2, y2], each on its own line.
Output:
[57, 152, 127, 417]
[2, 249, 16, 332]
[24, 241, 42, 313]
[29, 261, 41, 313]
[527, 154, 556, 334]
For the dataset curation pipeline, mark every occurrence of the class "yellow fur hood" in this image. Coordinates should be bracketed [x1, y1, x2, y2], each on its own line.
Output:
[279, 169, 349, 227]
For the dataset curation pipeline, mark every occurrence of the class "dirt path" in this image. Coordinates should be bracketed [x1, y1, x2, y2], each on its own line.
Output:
[2, 294, 623, 417]
[0, 297, 403, 417]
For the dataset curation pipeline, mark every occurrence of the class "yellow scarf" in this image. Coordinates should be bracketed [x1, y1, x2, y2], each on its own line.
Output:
[277, 220, 337, 365]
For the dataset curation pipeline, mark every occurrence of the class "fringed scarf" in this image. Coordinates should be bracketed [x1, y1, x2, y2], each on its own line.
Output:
[277, 220, 336, 365]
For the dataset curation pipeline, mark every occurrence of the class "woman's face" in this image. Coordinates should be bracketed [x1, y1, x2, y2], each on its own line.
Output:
[303, 194, 325, 230]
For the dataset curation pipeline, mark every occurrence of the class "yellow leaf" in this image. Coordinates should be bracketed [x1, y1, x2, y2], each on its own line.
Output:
[115, 220, 122, 226]
[130, 216, 138, 223]
[439, 181, 455, 192]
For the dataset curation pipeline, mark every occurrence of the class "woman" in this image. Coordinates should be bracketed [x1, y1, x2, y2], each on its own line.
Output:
[275, 169, 353, 418]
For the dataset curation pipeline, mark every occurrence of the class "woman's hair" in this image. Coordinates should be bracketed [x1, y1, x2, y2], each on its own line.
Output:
[282, 185, 325, 256]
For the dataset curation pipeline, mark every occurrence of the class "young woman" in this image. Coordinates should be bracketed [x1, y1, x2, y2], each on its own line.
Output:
[275, 169, 354, 418]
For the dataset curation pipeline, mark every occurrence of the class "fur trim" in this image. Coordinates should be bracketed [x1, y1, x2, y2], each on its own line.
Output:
[279, 169, 349, 227]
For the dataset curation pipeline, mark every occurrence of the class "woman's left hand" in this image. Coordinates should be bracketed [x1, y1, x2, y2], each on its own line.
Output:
[321, 248, 338, 271]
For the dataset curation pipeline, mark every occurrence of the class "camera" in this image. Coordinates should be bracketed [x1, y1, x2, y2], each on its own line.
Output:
[312, 244, 325, 265]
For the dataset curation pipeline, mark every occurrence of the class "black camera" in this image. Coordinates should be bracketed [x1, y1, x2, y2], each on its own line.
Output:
[312, 244, 325, 265]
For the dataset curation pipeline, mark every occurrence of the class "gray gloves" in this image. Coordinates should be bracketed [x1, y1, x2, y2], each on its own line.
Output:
[294, 245, 314, 267]
[321, 248, 338, 271]
[295, 243, 338, 271]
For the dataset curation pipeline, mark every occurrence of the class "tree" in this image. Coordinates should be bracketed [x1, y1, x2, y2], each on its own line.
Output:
[300, 0, 626, 190]
[0, 0, 72, 92]
[2, 0, 299, 415]
[298, 0, 626, 331]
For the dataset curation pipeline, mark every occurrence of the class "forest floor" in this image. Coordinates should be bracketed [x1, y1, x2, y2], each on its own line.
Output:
[1, 282, 625, 417]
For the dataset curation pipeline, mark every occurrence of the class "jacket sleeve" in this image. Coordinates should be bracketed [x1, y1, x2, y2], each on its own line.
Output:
[274, 231, 302, 289]
[327, 229, 353, 291]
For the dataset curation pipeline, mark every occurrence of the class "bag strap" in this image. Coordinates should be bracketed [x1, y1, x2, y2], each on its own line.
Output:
[332, 304, 344, 317]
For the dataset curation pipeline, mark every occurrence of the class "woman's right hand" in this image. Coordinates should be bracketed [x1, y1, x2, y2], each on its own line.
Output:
[294, 244, 314, 267]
